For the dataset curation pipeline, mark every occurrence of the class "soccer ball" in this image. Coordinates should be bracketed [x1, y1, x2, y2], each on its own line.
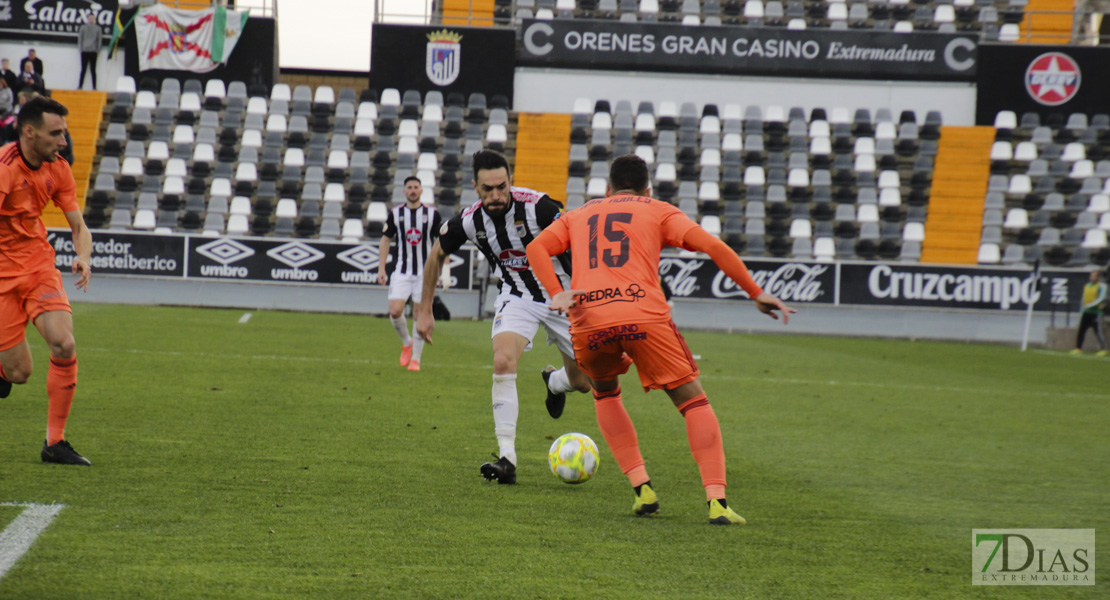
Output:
[548, 432, 600, 484]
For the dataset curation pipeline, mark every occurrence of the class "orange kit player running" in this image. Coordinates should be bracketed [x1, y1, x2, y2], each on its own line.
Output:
[526, 154, 794, 524]
[0, 96, 94, 466]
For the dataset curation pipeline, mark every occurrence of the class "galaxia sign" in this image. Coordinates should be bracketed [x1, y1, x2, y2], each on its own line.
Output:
[0, 0, 117, 39]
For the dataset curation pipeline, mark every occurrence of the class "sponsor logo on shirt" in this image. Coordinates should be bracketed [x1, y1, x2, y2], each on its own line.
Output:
[578, 284, 647, 307]
[499, 249, 529, 272]
[586, 324, 648, 351]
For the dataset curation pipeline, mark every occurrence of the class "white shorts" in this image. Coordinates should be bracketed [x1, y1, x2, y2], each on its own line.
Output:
[387, 273, 423, 303]
[491, 293, 575, 357]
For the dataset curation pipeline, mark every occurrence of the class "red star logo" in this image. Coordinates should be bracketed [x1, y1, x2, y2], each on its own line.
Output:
[1025, 52, 1081, 106]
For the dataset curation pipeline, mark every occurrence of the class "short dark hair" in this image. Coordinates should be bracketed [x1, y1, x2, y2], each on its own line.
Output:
[18, 96, 68, 131]
[403, 175, 421, 186]
[609, 154, 650, 194]
[472, 149, 511, 180]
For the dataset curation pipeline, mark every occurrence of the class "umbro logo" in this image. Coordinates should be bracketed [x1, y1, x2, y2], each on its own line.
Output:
[267, 242, 325, 269]
[196, 239, 255, 265]
[337, 245, 379, 271]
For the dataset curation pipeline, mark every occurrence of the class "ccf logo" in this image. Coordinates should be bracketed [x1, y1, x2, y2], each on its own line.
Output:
[1025, 52, 1081, 106]
[426, 30, 462, 87]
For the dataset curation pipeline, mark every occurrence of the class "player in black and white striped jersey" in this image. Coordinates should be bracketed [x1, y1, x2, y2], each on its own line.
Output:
[377, 176, 441, 372]
[416, 150, 591, 484]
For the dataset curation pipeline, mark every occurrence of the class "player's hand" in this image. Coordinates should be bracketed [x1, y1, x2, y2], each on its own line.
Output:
[416, 311, 435, 345]
[754, 292, 795, 324]
[548, 290, 584, 316]
[72, 258, 91, 292]
[377, 272, 387, 286]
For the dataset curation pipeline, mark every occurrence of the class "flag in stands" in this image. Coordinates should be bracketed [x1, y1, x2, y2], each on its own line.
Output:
[134, 4, 249, 72]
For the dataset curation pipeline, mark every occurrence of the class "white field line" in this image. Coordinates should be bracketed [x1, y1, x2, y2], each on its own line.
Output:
[0, 503, 65, 580]
[57, 346, 1106, 400]
[1029, 349, 1108, 361]
[238, 313, 252, 324]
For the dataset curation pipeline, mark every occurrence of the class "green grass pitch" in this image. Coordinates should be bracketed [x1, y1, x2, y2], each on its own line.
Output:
[0, 304, 1106, 599]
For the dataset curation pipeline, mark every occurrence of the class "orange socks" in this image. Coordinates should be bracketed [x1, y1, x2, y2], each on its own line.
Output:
[596, 389, 729, 500]
[677, 394, 728, 501]
[46, 356, 78, 445]
[593, 387, 650, 487]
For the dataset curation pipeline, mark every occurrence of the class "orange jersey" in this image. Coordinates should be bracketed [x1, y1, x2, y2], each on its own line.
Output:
[536, 194, 699, 332]
[0, 142, 78, 276]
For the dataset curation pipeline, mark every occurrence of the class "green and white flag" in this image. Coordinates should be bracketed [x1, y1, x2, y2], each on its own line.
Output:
[134, 4, 249, 72]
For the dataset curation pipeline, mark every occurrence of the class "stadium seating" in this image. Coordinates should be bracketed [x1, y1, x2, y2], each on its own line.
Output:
[95, 77, 952, 263]
[492, 0, 1025, 34]
[566, 97, 939, 260]
[979, 110, 1110, 267]
[94, 79, 508, 240]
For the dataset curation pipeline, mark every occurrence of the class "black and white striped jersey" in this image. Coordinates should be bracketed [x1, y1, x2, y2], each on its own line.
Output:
[438, 186, 571, 303]
[383, 203, 441, 277]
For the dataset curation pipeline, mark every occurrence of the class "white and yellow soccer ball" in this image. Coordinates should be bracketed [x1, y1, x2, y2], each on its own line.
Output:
[548, 432, 600, 484]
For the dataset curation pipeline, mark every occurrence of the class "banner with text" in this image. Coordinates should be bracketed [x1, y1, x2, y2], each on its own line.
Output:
[47, 230, 1091, 312]
[0, 0, 117, 42]
[49, 230, 186, 277]
[660, 257, 837, 305]
[519, 20, 977, 81]
[187, 236, 472, 289]
[838, 263, 1085, 311]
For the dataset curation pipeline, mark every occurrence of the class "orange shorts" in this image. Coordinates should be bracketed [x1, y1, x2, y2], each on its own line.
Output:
[572, 320, 699, 392]
[0, 268, 71, 351]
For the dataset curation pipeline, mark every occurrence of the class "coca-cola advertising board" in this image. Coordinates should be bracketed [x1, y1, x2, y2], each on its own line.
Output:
[660, 257, 835, 304]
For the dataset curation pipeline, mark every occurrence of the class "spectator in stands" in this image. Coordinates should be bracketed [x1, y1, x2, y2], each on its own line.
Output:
[0, 78, 12, 117]
[20, 50, 44, 78]
[0, 59, 16, 96]
[77, 15, 102, 90]
[1072, 269, 1108, 356]
[18, 61, 45, 96]
[0, 90, 36, 145]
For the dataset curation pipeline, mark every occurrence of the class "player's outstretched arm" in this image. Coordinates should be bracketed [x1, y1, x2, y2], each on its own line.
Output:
[415, 240, 447, 344]
[64, 209, 92, 292]
[681, 226, 796, 324]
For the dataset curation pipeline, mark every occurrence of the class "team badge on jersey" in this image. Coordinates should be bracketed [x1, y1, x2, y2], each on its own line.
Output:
[426, 30, 462, 87]
[515, 221, 527, 238]
[1025, 52, 1081, 106]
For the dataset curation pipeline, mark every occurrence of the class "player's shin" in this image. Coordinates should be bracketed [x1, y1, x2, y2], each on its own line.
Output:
[677, 395, 727, 501]
[593, 388, 649, 487]
[46, 356, 78, 445]
[492, 373, 518, 465]
[411, 325, 425, 362]
[390, 315, 412, 346]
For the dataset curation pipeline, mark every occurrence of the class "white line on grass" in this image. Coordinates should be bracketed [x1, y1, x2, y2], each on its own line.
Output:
[238, 313, 252, 324]
[0, 503, 65, 580]
[1029, 349, 1107, 361]
[69, 346, 483, 371]
[707, 373, 1107, 400]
